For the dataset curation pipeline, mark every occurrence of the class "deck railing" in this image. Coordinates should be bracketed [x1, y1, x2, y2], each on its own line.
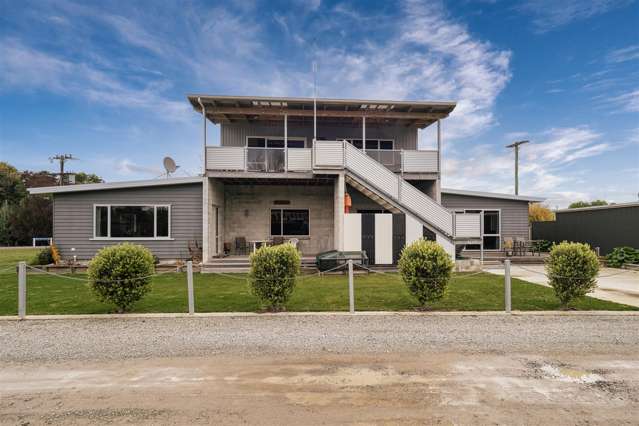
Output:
[206, 145, 438, 173]
[206, 146, 313, 172]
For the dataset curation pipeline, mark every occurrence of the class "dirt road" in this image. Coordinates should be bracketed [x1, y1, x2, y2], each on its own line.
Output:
[1, 314, 638, 424]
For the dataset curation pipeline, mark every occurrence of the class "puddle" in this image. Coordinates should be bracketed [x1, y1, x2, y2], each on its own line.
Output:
[263, 366, 430, 387]
[538, 364, 604, 384]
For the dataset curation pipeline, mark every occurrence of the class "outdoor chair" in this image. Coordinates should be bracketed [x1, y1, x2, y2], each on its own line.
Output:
[503, 237, 514, 257]
[287, 238, 300, 249]
[234, 237, 250, 255]
[514, 237, 527, 256]
[271, 236, 285, 246]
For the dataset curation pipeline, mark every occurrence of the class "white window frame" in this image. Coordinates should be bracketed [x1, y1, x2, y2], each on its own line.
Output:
[269, 207, 311, 237]
[246, 136, 307, 148]
[92, 204, 172, 240]
[463, 208, 501, 250]
[344, 138, 395, 150]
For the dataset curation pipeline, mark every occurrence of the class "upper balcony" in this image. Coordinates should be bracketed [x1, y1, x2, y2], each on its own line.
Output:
[205, 145, 439, 175]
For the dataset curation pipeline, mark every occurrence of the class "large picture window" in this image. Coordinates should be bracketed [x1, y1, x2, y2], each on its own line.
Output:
[94, 205, 171, 239]
[270, 209, 309, 236]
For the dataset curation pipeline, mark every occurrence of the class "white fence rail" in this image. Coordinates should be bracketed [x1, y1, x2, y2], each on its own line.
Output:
[206, 146, 312, 172]
[454, 213, 481, 238]
[206, 146, 245, 171]
[403, 150, 438, 173]
[208, 144, 438, 174]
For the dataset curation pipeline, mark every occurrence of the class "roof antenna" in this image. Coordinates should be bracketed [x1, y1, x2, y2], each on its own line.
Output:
[313, 60, 317, 142]
[163, 156, 179, 178]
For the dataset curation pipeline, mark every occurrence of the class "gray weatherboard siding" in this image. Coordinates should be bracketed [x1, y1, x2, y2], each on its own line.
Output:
[440, 193, 530, 242]
[52, 183, 202, 260]
[221, 122, 418, 150]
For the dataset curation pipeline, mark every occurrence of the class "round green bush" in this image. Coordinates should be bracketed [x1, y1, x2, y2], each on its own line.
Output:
[545, 241, 599, 306]
[248, 243, 300, 311]
[87, 243, 155, 313]
[398, 239, 454, 308]
[32, 247, 54, 265]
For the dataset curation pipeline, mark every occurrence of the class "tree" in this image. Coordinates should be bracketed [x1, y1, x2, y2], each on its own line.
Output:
[6, 196, 52, 245]
[21, 170, 57, 188]
[74, 172, 103, 184]
[529, 203, 555, 222]
[568, 200, 608, 209]
[0, 162, 27, 205]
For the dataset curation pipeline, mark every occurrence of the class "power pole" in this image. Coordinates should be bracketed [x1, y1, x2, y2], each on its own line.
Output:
[505, 140, 529, 195]
[49, 154, 77, 186]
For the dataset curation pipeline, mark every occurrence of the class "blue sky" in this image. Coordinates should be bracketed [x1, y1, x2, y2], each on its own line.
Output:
[1, 0, 637, 207]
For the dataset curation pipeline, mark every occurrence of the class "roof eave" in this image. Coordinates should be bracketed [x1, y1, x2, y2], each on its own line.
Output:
[28, 177, 203, 195]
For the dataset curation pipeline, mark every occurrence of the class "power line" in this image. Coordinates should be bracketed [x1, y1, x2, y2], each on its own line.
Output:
[49, 154, 77, 186]
[505, 140, 529, 195]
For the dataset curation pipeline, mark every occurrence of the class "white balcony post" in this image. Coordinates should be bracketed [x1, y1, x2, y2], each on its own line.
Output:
[197, 97, 207, 174]
[362, 115, 366, 153]
[284, 113, 288, 172]
[437, 119, 441, 175]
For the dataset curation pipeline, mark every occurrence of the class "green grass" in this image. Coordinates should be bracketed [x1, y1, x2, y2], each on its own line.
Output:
[0, 247, 40, 270]
[1, 248, 636, 315]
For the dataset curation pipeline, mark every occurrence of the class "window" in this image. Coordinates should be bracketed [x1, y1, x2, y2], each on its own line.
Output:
[346, 139, 394, 150]
[247, 136, 305, 148]
[379, 140, 393, 150]
[95, 206, 108, 237]
[247, 137, 265, 148]
[94, 205, 171, 239]
[462, 209, 501, 250]
[482, 210, 500, 250]
[270, 209, 309, 236]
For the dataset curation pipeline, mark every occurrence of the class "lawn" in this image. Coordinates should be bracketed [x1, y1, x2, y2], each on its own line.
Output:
[0, 246, 636, 314]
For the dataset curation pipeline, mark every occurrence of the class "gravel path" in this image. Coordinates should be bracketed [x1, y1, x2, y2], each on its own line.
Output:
[2, 314, 638, 362]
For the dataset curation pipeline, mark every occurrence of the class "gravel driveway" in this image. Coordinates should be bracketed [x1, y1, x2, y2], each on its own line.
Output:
[2, 314, 638, 424]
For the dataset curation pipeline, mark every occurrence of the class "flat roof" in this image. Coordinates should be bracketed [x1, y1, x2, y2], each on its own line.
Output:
[187, 94, 457, 129]
[556, 202, 639, 213]
[441, 188, 545, 202]
[28, 177, 203, 195]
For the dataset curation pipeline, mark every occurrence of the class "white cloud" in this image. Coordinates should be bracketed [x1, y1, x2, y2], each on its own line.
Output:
[442, 126, 616, 207]
[606, 45, 639, 63]
[0, 39, 191, 122]
[116, 159, 163, 176]
[608, 89, 639, 112]
[518, 0, 635, 32]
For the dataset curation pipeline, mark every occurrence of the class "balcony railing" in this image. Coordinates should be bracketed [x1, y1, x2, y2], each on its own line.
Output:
[206, 145, 438, 174]
[206, 146, 313, 172]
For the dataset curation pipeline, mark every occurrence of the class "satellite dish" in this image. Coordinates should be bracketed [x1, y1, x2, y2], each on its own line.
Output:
[163, 156, 179, 177]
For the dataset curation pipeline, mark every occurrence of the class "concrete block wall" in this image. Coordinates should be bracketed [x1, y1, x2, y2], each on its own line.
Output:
[223, 183, 335, 255]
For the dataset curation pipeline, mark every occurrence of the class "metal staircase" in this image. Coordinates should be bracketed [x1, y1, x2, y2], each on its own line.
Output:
[313, 140, 457, 240]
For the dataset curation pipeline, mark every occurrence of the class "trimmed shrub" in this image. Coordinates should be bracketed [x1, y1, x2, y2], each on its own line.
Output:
[87, 243, 155, 313]
[32, 247, 54, 265]
[545, 242, 599, 307]
[248, 243, 300, 311]
[398, 239, 454, 308]
[532, 240, 554, 253]
[606, 246, 639, 268]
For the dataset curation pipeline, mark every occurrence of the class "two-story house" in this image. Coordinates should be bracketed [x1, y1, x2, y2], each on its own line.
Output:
[29, 95, 543, 268]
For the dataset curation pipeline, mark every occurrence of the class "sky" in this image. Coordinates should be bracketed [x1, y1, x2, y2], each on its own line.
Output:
[1, 0, 638, 208]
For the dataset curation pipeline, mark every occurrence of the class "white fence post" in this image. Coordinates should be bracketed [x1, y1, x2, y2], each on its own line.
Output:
[504, 259, 512, 313]
[348, 259, 355, 313]
[187, 261, 195, 315]
[18, 261, 26, 320]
